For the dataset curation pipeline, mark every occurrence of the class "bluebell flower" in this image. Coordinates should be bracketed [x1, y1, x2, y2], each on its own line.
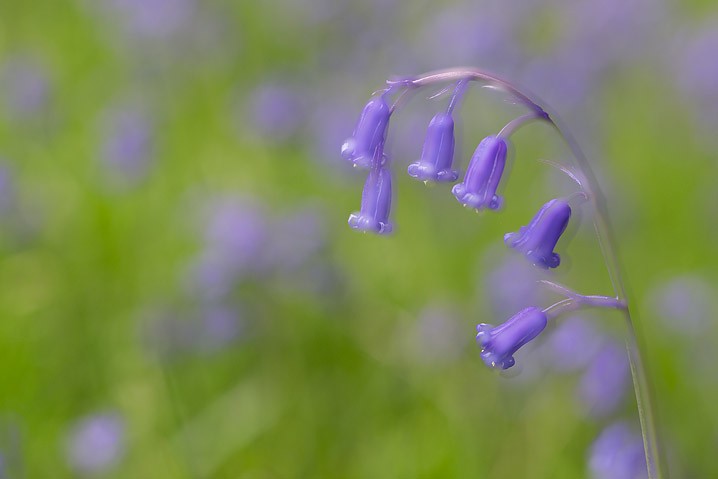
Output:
[452, 135, 508, 210]
[348, 165, 393, 234]
[407, 112, 459, 182]
[341, 95, 391, 169]
[504, 198, 571, 269]
[189, 196, 269, 300]
[476, 306, 548, 370]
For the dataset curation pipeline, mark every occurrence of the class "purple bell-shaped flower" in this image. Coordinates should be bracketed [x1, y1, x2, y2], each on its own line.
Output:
[348, 165, 393, 234]
[476, 307, 548, 370]
[504, 199, 571, 269]
[341, 96, 391, 169]
[452, 135, 508, 210]
[407, 112, 459, 182]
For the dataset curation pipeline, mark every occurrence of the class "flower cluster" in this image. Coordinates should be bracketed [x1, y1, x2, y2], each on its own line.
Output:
[343, 69, 624, 372]
[342, 67, 654, 478]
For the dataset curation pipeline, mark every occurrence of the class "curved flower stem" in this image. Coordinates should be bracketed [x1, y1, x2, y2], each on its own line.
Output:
[498, 112, 544, 138]
[393, 67, 666, 478]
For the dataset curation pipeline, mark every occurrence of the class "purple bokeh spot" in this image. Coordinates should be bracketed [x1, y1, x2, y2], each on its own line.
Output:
[66, 413, 125, 474]
[483, 254, 545, 319]
[247, 83, 305, 142]
[103, 0, 196, 40]
[649, 275, 714, 336]
[589, 422, 648, 479]
[100, 105, 154, 185]
[0, 57, 50, 118]
[187, 196, 269, 299]
[540, 316, 603, 372]
[578, 339, 630, 418]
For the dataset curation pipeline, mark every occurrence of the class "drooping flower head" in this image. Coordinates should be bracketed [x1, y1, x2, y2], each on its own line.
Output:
[476, 306, 548, 370]
[348, 164, 393, 234]
[452, 135, 509, 210]
[504, 198, 571, 269]
[341, 94, 391, 169]
[407, 112, 459, 182]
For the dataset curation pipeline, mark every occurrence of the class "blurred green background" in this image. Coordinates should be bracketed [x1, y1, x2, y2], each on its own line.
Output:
[0, 0, 717, 477]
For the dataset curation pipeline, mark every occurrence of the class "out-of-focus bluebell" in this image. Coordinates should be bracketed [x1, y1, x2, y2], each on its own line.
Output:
[539, 315, 603, 372]
[100, 104, 154, 187]
[0, 57, 50, 120]
[414, 3, 522, 71]
[0, 165, 16, 217]
[99, 0, 196, 40]
[565, 0, 666, 66]
[65, 413, 125, 475]
[482, 254, 545, 319]
[648, 275, 715, 337]
[246, 83, 306, 143]
[265, 207, 326, 273]
[578, 338, 630, 418]
[194, 304, 243, 353]
[188, 196, 269, 300]
[521, 52, 600, 117]
[0, 418, 22, 479]
[142, 304, 243, 360]
[589, 421, 647, 479]
[310, 99, 357, 175]
[673, 23, 718, 132]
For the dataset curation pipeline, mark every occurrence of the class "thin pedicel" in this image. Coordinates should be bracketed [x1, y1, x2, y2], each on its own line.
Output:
[342, 67, 665, 478]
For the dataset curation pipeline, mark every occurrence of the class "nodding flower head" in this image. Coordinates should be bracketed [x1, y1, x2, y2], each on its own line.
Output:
[407, 112, 459, 182]
[476, 306, 548, 370]
[504, 198, 571, 269]
[348, 165, 393, 234]
[452, 135, 508, 210]
[341, 95, 391, 169]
